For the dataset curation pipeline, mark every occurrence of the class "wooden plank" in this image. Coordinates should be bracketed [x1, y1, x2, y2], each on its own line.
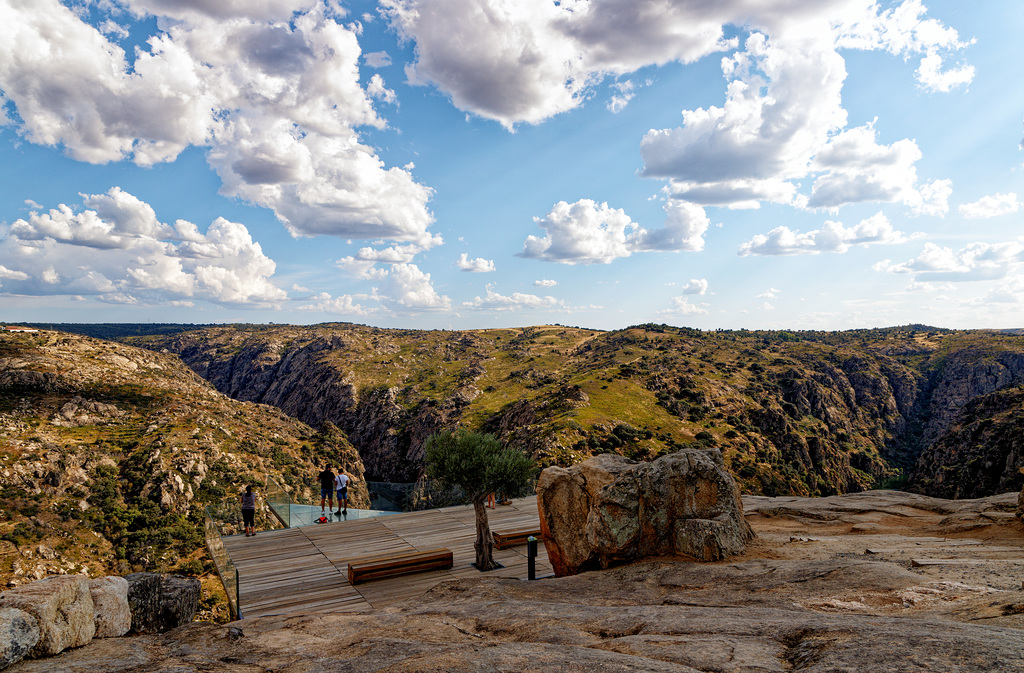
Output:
[348, 548, 453, 584]
[492, 528, 542, 549]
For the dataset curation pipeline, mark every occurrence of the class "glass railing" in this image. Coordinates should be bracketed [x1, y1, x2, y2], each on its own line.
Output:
[266, 474, 398, 527]
[265, 474, 291, 528]
[203, 504, 240, 620]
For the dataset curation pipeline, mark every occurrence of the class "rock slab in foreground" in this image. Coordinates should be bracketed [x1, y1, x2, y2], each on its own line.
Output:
[537, 449, 754, 575]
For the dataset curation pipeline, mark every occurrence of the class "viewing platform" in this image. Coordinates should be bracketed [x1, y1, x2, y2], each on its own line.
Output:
[220, 496, 553, 619]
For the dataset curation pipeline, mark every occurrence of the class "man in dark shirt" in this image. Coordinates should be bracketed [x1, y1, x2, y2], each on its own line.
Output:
[318, 464, 336, 514]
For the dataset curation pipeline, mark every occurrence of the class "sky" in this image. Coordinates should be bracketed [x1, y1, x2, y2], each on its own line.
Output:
[0, 0, 1022, 332]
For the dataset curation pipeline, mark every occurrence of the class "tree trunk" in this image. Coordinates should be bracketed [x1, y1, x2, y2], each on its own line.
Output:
[472, 496, 496, 570]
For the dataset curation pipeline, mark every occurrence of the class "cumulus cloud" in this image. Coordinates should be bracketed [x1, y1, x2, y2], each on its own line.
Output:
[384, 263, 451, 309]
[533, 279, 557, 287]
[520, 198, 709, 265]
[455, 254, 496, 273]
[0, 0, 435, 244]
[959, 193, 1020, 220]
[680, 278, 708, 295]
[462, 285, 565, 312]
[739, 212, 911, 256]
[364, 51, 392, 68]
[0, 189, 286, 306]
[915, 48, 974, 92]
[658, 296, 709, 316]
[874, 239, 1024, 282]
[521, 199, 640, 265]
[295, 291, 378, 315]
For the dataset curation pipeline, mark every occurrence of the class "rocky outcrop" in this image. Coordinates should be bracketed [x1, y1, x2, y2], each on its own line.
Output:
[87, 577, 130, 639]
[537, 449, 754, 575]
[124, 573, 199, 635]
[156, 575, 199, 632]
[0, 609, 37, 669]
[910, 385, 1024, 498]
[0, 575, 95, 658]
[0, 572, 199, 670]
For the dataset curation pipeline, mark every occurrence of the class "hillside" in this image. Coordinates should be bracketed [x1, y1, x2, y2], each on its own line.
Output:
[139, 323, 1024, 500]
[0, 329, 369, 603]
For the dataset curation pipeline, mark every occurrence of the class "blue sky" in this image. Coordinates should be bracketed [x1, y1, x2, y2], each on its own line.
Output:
[1, 0, 1022, 331]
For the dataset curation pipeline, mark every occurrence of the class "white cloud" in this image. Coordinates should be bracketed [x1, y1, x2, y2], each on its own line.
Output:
[0, 0, 436, 245]
[383, 263, 450, 310]
[758, 288, 780, 300]
[0, 189, 286, 306]
[295, 291, 378, 315]
[739, 212, 910, 256]
[520, 198, 709, 265]
[606, 80, 635, 113]
[916, 48, 974, 92]
[0, 265, 29, 281]
[521, 199, 639, 265]
[680, 278, 708, 295]
[124, 0, 318, 22]
[874, 239, 1024, 282]
[959, 193, 1020, 220]
[658, 296, 709, 316]
[367, 73, 396, 103]
[807, 124, 927, 210]
[462, 285, 564, 311]
[533, 279, 557, 287]
[978, 277, 1024, 305]
[454, 253, 495, 273]
[364, 51, 392, 68]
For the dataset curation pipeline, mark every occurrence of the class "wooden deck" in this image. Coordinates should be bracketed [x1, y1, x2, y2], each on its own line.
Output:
[222, 496, 552, 618]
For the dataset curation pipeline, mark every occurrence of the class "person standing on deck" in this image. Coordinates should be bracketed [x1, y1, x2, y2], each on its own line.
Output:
[335, 467, 350, 515]
[241, 485, 257, 537]
[318, 464, 336, 514]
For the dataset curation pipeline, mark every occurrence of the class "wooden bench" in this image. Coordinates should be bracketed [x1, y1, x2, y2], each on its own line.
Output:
[491, 528, 542, 550]
[347, 548, 453, 584]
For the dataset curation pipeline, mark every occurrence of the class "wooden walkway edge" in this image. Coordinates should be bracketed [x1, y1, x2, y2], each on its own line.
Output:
[222, 496, 552, 619]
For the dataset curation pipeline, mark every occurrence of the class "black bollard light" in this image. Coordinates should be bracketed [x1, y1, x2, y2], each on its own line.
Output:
[527, 536, 537, 581]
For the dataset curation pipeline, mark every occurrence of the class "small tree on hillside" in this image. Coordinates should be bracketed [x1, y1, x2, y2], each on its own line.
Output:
[424, 429, 534, 571]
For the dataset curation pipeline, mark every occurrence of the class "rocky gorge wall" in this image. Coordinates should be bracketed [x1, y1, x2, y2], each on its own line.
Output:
[149, 325, 1024, 500]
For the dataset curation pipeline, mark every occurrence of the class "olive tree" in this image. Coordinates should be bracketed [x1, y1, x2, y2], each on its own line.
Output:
[424, 429, 534, 571]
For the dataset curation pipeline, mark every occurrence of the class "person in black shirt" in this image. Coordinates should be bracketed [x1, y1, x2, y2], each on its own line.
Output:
[317, 464, 336, 514]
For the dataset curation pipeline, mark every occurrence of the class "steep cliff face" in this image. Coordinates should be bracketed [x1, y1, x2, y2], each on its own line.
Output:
[158, 328, 470, 482]
[145, 324, 1024, 499]
[910, 385, 1024, 498]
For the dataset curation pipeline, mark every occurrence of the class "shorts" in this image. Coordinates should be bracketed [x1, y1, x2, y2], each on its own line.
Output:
[242, 509, 255, 527]
[321, 487, 334, 498]
[337, 487, 348, 500]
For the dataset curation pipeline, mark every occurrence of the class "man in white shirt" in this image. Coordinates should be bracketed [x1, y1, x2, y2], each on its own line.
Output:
[335, 468, 351, 515]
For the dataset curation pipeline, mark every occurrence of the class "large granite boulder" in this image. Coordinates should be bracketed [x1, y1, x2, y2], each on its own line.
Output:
[537, 449, 754, 576]
[0, 607, 39, 669]
[88, 577, 131, 638]
[0, 575, 95, 657]
[124, 573, 200, 634]
[158, 575, 200, 631]
[124, 573, 162, 634]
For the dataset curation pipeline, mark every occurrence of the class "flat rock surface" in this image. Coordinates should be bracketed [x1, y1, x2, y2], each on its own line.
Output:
[11, 490, 1024, 672]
